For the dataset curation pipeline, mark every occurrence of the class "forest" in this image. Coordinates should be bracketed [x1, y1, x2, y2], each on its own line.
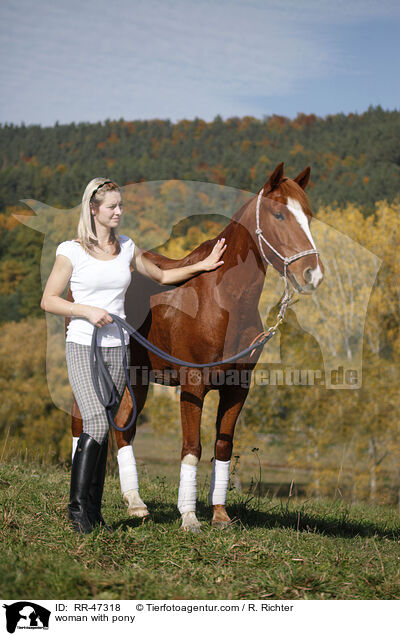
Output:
[0, 107, 399, 506]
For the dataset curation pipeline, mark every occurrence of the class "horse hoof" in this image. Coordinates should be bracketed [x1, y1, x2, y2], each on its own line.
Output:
[123, 490, 150, 518]
[181, 511, 201, 533]
[128, 506, 150, 518]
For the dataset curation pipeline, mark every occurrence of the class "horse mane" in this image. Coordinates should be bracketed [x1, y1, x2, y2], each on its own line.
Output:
[143, 178, 312, 268]
[179, 198, 255, 264]
[143, 197, 254, 268]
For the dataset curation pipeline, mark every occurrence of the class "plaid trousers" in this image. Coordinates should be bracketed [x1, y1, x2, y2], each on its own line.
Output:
[66, 342, 130, 443]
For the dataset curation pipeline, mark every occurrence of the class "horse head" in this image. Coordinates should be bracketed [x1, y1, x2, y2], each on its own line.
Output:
[257, 162, 324, 293]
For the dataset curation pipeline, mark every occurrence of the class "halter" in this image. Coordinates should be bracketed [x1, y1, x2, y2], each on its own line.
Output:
[255, 187, 319, 326]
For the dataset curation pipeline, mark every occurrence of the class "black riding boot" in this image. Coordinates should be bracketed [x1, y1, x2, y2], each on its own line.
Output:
[68, 433, 101, 534]
[87, 436, 112, 532]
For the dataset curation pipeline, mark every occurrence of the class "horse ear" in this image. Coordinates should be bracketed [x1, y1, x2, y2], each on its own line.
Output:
[294, 166, 311, 190]
[263, 162, 285, 194]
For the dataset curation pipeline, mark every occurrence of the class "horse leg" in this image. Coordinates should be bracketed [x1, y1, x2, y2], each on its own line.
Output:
[114, 380, 149, 518]
[210, 385, 249, 528]
[178, 383, 206, 533]
[71, 397, 83, 460]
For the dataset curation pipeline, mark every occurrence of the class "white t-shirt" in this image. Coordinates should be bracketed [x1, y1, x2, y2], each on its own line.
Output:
[56, 234, 135, 347]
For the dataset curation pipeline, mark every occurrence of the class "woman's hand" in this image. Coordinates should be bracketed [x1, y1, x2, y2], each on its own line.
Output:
[200, 238, 227, 272]
[132, 238, 227, 285]
[85, 306, 114, 328]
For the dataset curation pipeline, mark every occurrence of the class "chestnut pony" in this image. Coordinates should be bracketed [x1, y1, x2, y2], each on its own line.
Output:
[68, 163, 324, 531]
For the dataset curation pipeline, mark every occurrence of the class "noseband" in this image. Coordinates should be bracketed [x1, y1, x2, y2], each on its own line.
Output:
[255, 187, 319, 320]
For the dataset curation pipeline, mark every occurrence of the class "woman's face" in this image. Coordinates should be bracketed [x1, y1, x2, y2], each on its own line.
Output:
[92, 190, 123, 231]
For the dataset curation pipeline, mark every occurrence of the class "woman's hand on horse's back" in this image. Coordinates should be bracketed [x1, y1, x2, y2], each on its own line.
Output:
[86, 307, 113, 328]
[201, 238, 227, 271]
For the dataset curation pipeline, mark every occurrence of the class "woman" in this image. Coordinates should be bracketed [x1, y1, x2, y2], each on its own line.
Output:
[41, 178, 226, 534]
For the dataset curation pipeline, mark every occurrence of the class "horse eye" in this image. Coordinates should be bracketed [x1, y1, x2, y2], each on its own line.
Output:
[274, 212, 285, 220]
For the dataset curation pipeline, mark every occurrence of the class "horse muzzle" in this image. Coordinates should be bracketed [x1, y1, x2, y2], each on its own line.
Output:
[290, 263, 324, 294]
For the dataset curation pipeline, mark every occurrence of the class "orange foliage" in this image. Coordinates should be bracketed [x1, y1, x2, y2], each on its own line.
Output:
[209, 165, 226, 185]
[107, 132, 119, 145]
[293, 113, 317, 129]
[239, 116, 257, 131]
[21, 154, 38, 166]
[267, 115, 289, 133]
[2, 207, 32, 227]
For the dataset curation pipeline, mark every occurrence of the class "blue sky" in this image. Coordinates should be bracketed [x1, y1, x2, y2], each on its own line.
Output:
[1, 0, 399, 126]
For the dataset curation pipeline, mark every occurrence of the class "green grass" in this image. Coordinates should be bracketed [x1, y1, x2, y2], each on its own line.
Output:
[1, 460, 400, 600]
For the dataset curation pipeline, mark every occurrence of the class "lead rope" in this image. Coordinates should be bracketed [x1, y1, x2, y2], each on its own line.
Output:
[90, 313, 281, 432]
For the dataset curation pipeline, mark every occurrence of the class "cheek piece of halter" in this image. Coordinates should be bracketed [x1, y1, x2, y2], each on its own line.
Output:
[254, 187, 319, 331]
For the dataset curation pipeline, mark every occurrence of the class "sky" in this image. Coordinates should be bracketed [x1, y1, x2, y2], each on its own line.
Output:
[0, 0, 399, 126]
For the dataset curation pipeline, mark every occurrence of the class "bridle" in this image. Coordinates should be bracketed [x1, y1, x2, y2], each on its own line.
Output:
[255, 186, 319, 323]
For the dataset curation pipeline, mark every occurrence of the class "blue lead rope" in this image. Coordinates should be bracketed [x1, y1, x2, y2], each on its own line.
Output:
[90, 313, 276, 432]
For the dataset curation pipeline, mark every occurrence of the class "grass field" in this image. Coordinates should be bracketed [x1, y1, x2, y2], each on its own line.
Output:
[1, 455, 400, 600]
[115, 423, 311, 498]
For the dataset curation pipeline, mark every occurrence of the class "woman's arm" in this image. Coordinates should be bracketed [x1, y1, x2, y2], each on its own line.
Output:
[132, 237, 227, 285]
[40, 255, 113, 328]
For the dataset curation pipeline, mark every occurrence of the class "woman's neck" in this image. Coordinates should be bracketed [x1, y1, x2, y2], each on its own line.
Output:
[95, 228, 112, 245]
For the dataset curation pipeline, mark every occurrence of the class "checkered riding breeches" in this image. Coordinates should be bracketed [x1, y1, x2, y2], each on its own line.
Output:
[66, 342, 130, 444]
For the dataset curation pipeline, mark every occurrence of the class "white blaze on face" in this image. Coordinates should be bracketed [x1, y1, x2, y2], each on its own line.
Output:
[286, 196, 323, 288]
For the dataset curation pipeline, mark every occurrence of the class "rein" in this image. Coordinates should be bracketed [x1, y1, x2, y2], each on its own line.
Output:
[90, 189, 317, 432]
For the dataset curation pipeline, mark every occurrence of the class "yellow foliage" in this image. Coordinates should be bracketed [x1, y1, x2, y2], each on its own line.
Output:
[41, 166, 53, 178]
[0, 260, 25, 294]
[290, 143, 305, 156]
[0, 317, 70, 462]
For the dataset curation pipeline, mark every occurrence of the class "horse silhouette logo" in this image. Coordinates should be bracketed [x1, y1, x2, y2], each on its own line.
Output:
[2, 602, 50, 633]
[15, 179, 381, 397]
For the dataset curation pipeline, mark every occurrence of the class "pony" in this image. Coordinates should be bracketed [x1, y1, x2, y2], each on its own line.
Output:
[68, 163, 324, 531]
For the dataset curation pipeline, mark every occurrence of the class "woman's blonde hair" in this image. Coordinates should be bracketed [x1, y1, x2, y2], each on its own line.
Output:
[77, 178, 122, 254]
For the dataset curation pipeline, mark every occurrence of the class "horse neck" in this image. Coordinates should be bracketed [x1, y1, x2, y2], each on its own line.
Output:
[218, 199, 266, 299]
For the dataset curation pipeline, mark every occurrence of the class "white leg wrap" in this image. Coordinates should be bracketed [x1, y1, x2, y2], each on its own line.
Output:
[117, 445, 139, 494]
[209, 459, 230, 505]
[178, 462, 198, 514]
[72, 436, 79, 461]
